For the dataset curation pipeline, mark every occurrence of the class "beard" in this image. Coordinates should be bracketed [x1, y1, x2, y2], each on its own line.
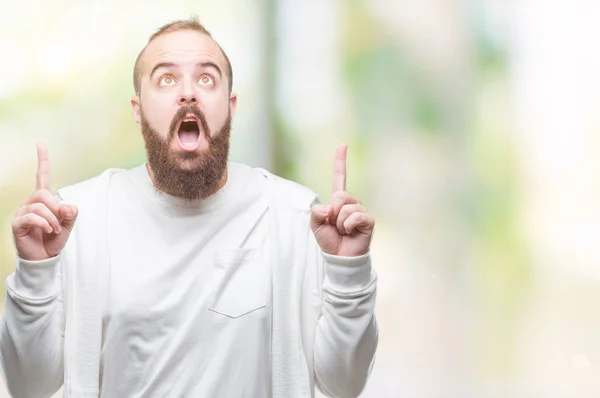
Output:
[140, 105, 231, 201]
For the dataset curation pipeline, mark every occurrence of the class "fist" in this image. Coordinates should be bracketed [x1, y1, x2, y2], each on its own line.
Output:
[310, 143, 375, 257]
[12, 144, 78, 261]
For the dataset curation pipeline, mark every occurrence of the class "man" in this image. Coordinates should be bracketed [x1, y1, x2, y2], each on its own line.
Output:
[0, 17, 378, 398]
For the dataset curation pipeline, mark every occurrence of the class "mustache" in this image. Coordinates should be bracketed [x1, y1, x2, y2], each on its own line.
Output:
[168, 106, 210, 139]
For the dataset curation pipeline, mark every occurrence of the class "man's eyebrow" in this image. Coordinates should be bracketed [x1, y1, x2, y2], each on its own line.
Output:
[150, 62, 177, 78]
[149, 62, 222, 78]
[198, 62, 222, 78]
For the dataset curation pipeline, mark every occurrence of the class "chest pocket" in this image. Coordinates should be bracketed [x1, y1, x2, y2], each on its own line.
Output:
[208, 248, 269, 318]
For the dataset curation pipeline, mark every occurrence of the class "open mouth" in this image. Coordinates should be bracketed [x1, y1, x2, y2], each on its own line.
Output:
[176, 115, 201, 152]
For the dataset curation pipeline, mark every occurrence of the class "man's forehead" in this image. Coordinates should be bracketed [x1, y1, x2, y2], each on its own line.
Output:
[141, 30, 225, 73]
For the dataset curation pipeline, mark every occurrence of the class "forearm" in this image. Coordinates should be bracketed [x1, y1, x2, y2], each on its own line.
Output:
[314, 252, 379, 398]
[0, 255, 65, 398]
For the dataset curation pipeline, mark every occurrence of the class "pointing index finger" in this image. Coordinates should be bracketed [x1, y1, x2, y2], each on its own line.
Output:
[36, 143, 51, 191]
[332, 142, 347, 193]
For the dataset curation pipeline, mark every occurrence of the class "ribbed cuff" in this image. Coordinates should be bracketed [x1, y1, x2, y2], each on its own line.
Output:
[8, 255, 61, 300]
[322, 251, 375, 293]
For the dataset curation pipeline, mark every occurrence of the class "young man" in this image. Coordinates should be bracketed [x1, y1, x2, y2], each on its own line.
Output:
[1, 18, 378, 398]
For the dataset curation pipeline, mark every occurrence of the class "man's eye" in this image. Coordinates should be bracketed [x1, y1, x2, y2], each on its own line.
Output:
[199, 76, 214, 85]
[159, 76, 176, 86]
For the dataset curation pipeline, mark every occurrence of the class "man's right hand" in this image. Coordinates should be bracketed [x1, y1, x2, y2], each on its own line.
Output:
[12, 144, 78, 261]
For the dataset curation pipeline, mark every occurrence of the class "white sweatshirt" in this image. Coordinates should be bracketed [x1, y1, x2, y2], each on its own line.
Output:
[102, 163, 271, 397]
[0, 162, 378, 398]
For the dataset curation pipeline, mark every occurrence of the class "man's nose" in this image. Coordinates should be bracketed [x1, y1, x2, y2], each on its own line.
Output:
[178, 80, 198, 105]
[178, 92, 197, 105]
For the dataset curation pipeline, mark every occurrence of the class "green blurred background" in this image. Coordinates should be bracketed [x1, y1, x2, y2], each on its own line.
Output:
[2, 0, 600, 397]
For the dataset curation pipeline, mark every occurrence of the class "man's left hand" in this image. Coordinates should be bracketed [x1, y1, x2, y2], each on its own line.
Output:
[310, 143, 375, 257]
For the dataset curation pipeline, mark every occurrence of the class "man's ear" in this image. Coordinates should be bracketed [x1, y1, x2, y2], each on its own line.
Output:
[229, 92, 238, 119]
[131, 95, 141, 127]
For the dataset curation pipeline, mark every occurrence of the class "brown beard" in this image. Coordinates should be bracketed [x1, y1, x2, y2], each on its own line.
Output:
[140, 105, 231, 200]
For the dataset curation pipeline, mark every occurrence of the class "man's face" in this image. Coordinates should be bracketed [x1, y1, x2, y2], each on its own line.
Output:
[131, 29, 237, 199]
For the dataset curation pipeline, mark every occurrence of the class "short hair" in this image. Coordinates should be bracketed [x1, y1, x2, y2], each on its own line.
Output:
[133, 16, 233, 94]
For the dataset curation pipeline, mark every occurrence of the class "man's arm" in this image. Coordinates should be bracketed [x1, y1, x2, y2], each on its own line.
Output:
[1, 255, 65, 398]
[310, 234, 379, 398]
[308, 143, 379, 397]
[1, 144, 77, 397]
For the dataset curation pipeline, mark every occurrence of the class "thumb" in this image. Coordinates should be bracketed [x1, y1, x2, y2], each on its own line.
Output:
[310, 204, 331, 231]
[59, 204, 79, 232]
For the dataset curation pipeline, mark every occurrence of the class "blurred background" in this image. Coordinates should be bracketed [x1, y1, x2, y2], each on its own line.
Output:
[2, 0, 600, 397]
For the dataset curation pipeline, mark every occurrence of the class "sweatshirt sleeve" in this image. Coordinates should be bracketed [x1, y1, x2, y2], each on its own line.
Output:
[0, 254, 65, 398]
[311, 235, 379, 398]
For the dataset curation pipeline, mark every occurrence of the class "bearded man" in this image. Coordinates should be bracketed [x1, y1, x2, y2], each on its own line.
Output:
[1, 17, 379, 398]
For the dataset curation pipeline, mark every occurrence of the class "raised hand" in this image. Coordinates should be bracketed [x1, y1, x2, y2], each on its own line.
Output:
[12, 144, 78, 261]
[310, 143, 375, 257]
